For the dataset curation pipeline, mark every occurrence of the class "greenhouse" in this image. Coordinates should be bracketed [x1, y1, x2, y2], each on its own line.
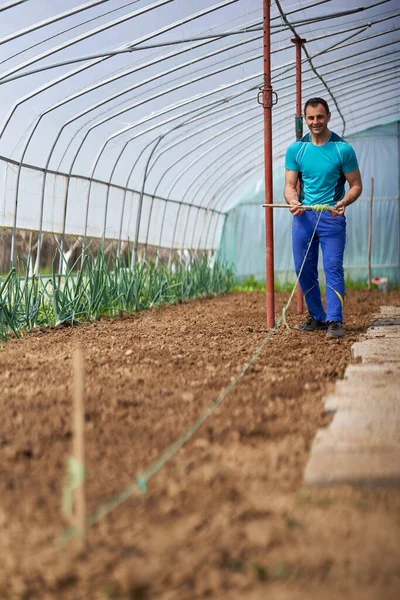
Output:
[0, 1, 399, 599]
[0, 0, 398, 284]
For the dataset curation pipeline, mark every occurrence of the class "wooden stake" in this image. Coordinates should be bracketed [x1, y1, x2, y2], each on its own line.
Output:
[72, 345, 86, 546]
[367, 177, 374, 291]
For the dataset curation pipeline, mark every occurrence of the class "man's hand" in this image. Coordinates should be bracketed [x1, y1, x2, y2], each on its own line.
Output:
[329, 200, 346, 217]
[289, 202, 306, 216]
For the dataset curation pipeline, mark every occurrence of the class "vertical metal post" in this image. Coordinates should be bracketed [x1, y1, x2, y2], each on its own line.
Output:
[367, 177, 374, 290]
[261, 0, 276, 328]
[292, 35, 306, 315]
[398, 121, 400, 289]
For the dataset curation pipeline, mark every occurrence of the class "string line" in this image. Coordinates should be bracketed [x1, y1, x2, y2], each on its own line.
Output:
[60, 213, 322, 544]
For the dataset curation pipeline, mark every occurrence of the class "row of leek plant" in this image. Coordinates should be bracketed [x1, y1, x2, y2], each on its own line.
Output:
[0, 250, 234, 343]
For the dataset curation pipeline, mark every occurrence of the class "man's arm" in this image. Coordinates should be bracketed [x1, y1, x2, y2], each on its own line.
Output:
[330, 168, 363, 216]
[284, 169, 305, 215]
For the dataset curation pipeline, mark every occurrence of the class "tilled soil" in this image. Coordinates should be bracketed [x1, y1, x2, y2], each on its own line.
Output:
[1, 290, 400, 600]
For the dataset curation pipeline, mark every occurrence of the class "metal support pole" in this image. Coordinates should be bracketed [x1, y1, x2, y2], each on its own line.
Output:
[261, 0, 276, 328]
[292, 35, 306, 315]
[367, 176, 374, 290]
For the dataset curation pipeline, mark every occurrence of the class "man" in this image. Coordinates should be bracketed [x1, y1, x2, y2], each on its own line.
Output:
[284, 97, 362, 339]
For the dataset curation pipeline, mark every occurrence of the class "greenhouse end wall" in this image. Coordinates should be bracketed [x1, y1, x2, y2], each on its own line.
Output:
[218, 121, 400, 288]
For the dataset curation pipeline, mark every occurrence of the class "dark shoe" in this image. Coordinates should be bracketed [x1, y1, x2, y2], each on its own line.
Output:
[294, 316, 327, 332]
[326, 321, 343, 339]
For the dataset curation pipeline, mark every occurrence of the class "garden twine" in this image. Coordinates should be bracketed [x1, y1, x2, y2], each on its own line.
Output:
[61, 213, 322, 545]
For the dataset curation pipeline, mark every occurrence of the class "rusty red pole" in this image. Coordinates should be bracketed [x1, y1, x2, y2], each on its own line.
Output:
[262, 0, 276, 329]
[292, 35, 306, 315]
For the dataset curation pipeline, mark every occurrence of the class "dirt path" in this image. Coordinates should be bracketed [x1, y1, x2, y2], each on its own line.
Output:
[1, 290, 400, 600]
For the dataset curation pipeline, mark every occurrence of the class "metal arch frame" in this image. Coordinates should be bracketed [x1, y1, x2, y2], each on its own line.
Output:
[163, 110, 261, 201]
[273, 22, 400, 86]
[116, 39, 400, 216]
[10, 15, 396, 239]
[54, 49, 262, 174]
[208, 167, 264, 253]
[163, 119, 263, 261]
[0, 0, 239, 141]
[47, 42, 262, 262]
[2, 5, 373, 83]
[215, 162, 265, 218]
[215, 97, 400, 221]
[135, 88, 259, 192]
[146, 99, 259, 190]
[118, 101, 231, 265]
[98, 74, 257, 245]
[0, 0, 113, 47]
[49, 16, 263, 173]
[6, 1, 373, 264]
[198, 74, 400, 218]
[141, 92, 260, 256]
[1, 2, 147, 72]
[195, 149, 267, 254]
[68, 64, 263, 261]
[0, 0, 27, 13]
[201, 160, 268, 257]
[199, 164, 265, 258]
[68, 75, 260, 266]
[120, 97, 258, 257]
[185, 136, 266, 254]
[207, 94, 400, 224]
[153, 51, 400, 255]
[14, 1, 243, 270]
[86, 88, 257, 263]
[80, 93, 232, 265]
[142, 86, 261, 254]
[205, 161, 270, 256]
[195, 164, 263, 255]
[179, 51, 400, 215]
[81, 40, 263, 245]
[186, 81, 400, 251]
[42, 0, 331, 169]
[147, 103, 260, 251]
[1, 7, 396, 137]
[2, 0, 396, 268]
[172, 26, 400, 208]
[7, 0, 193, 263]
[0, 0, 177, 82]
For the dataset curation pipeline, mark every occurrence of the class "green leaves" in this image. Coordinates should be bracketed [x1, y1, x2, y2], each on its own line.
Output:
[0, 249, 234, 341]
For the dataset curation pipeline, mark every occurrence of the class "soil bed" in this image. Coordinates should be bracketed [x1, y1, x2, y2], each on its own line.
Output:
[1, 290, 400, 600]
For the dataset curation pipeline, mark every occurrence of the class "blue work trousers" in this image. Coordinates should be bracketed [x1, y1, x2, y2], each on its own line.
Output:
[292, 211, 346, 322]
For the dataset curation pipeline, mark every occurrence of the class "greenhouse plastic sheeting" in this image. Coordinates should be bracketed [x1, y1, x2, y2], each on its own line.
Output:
[0, 158, 223, 250]
[218, 121, 400, 286]
[0, 0, 399, 266]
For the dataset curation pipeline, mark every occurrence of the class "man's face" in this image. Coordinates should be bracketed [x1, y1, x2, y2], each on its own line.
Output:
[305, 104, 331, 137]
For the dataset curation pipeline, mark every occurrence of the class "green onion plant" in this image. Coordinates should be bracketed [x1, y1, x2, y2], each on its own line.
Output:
[0, 247, 234, 343]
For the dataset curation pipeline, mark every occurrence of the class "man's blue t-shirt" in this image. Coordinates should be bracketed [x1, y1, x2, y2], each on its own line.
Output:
[285, 131, 359, 206]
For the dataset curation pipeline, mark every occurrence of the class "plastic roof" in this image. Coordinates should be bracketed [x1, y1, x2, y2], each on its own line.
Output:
[0, 0, 399, 221]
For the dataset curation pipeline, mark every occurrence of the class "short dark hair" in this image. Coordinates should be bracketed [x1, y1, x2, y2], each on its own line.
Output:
[304, 97, 330, 115]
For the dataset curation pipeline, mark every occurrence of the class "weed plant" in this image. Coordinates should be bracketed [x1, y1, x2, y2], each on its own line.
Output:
[234, 274, 373, 294]
[0, 250, 234, 343]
